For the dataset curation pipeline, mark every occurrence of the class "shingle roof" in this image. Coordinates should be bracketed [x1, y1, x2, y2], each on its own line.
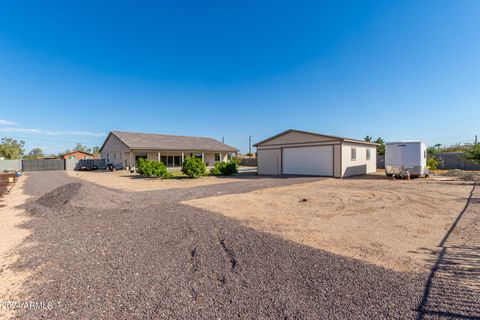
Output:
[62, 150, 94, 156]
[103, 131, 238, 152]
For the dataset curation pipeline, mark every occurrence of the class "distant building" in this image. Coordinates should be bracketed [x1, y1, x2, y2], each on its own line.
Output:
[61, 150, 95, 160]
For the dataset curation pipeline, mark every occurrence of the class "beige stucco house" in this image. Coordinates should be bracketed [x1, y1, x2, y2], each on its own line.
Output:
[254, 129, 377, 178]
[99, 131, 238, 168]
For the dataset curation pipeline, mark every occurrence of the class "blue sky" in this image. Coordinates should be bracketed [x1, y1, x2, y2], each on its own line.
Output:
[0, 1, 479, 154]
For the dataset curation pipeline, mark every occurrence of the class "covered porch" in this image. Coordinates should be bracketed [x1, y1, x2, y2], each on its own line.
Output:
[124, 150, 232, 168]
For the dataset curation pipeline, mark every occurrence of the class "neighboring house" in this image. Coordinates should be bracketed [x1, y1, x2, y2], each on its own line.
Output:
[99, 131, 238, 168]
[62, 150, 95, 160]
[254, 129, 377, 178]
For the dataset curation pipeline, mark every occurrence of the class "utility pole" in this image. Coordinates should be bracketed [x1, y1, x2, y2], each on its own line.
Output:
[249, 135, 252, 155]
[475, 135, 478, 145]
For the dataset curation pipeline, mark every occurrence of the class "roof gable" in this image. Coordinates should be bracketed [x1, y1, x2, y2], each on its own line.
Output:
[63, 150, 94, 156]
[254, 129, 378, 147]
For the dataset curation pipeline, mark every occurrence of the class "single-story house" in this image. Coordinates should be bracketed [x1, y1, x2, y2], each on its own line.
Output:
[254, 129, 378, 178]
[61, 150, 95, 160]
[99, 131, 238, 168]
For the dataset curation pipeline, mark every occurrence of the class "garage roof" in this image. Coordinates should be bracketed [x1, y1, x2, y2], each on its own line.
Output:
[101, 131, 238, 152]
[253, 129, 379, 147]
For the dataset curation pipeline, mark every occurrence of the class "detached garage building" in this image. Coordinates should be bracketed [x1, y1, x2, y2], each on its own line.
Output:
[254, 129, 377, 178]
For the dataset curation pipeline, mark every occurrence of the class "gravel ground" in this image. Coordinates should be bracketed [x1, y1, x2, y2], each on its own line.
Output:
[12, 171, 476, 319]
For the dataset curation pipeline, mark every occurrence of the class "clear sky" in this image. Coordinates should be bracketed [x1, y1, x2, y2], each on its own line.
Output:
[1, 1, 479, 154]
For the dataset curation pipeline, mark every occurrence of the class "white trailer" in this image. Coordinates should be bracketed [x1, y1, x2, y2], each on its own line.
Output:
[385, 141, 428, 178]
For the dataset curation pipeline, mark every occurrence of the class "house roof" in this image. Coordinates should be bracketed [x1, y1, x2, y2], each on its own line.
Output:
[62, 150, 94, 156]
[253, 129, 379, 147]
[101, 131, 238, 152]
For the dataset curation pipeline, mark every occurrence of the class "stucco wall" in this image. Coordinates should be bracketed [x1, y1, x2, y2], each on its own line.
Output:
[101, 134, 130, 166]
[341, 142, 377, 177]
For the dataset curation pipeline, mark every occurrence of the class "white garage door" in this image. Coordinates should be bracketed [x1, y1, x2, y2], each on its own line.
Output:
[283, 146, 333, 176]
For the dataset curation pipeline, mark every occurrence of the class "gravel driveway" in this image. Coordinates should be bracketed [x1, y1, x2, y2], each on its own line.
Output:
[13, 171, 474, 319]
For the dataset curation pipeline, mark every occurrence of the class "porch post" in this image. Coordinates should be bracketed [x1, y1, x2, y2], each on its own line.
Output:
[181, 152, 184, 163]
[157, 151, 161, 162]
[201, 152, 205, 163]
[220, 152, 222, 162]
[130, 152, 134, 167]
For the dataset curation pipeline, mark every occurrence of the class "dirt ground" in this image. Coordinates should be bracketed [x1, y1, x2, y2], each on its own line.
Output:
[4, 171, 479, 318]
[0, 176, 32, 319]
[14, 172, 429, 319]
[184, 175, 474, 272]
[67, 170, 250, 192]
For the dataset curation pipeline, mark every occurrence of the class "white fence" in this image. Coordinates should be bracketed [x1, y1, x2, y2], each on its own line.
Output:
[0, 159, 22, 172]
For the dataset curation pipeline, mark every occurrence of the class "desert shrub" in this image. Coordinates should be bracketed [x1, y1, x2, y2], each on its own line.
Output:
[426, 157, 440, 170]
[220, 160, 238, 175]
[210, 160, 238, 176]
[209, 164, 221, 176]
[464, 144, 480, 164]
[182, 157, 206, 178]
[136, 158, 170, 179]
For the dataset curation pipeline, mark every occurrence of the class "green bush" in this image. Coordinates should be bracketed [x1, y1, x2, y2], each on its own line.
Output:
[427, 157, 440, 170]
[136, 158, 171, 179]
[209, 160, 238, 176]
[209, 164, 221, 176]
[464, 144, 480, 164]
[182, 157, 206, 178]
[220, 160, 238, 175]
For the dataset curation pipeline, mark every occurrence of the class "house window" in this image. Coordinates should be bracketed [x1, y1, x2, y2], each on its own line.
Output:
[69, 155, 75, 160]
[351, 147, 357, 161]
[107, 154, 110, 161]
[113, 153, 116, 159]
[215, 153, 220, 161]
[366, 149, 371, 160]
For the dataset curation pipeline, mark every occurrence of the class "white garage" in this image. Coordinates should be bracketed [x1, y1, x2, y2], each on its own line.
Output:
[282, 146, 333, 176]
[254, 129, 378, 178]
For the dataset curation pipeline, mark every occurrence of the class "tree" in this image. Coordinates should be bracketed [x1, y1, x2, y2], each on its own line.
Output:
[364, 136, 373, 142]
[64, 143, 93, 155]
[74, 143, 89, 152]
[375, 137, 385, 156]
[464, 144, 480, 164]
[427, 146, 437, 157]
[434, 143, 442, 150]
[25, 148, 44, 159]
[0, 137, 25, 159]
[91, 146, 100, 154]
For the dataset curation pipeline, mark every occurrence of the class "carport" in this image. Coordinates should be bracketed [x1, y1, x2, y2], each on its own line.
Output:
[254, 129, 378, 178]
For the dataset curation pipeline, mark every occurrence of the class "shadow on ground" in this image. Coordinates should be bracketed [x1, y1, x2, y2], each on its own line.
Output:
[416, 182, 480, 320]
